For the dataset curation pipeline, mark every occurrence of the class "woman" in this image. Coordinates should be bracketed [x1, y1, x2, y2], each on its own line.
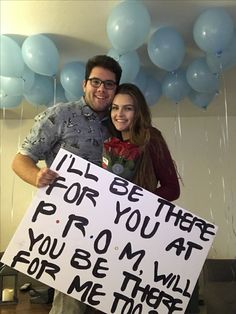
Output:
[103, 83, 180, 202]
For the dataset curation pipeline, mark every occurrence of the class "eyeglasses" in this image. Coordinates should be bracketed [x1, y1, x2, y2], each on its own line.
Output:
[88, 77, 117, 90]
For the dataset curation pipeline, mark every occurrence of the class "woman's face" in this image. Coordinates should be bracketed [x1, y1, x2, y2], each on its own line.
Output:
[111, 93, 135, 140]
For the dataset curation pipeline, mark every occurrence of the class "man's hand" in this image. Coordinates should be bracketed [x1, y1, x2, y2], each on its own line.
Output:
[12, 153, 58, 188]
[36, 167, 58, 188]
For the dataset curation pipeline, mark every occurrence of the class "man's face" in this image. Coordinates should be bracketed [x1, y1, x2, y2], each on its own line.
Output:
[83, 66, 117, 113]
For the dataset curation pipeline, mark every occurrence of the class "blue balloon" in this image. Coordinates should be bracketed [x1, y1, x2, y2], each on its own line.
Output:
[22, 34, 59, 76]
[144, 75, 162, 106]
[65, 90, 82, 102]
[0, 94, 23, 109]
[193, 8, 234, 54]
[189, 89, 216, 109]
[0, 35, 24, 77]
[107, 49, 140, 83]
[186, 58, 220, 93]
[0, 76, 24, 96]
[107, 0, 151, 54]
[60, 61, 85, 97]
[48, 83, 67, 107]
[24, 74, 54, 106]
[147, 27, 185, 71]
[22, 65, 35, 93]
[0, 65, 35, 97]
[206, 32, 236, 73]
[132, 68, 148, 94]
[162, 69, 191, 103]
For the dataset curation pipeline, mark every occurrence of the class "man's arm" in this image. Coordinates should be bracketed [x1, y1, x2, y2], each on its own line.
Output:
[12, 153, 57, 188]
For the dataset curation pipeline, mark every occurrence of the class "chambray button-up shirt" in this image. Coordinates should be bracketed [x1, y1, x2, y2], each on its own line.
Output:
[20, 97, 110, 167]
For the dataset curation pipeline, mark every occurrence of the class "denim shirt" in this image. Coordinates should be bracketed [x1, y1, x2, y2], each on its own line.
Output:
[20, 97, 110, 167]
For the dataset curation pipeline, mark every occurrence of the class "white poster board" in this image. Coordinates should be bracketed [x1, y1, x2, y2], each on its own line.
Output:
[2, 148, 217, 313]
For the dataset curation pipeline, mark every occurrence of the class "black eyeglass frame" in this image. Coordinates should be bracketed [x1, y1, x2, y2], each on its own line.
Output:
[87, 77, 117, 90]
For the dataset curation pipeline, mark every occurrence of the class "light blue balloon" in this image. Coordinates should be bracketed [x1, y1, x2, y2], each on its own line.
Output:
[107, 49, 140, 83]
[189, 89, 216, 109]
[65, 90, 82, 102]
[22, 34, 59, 76]
[24, 74, 54, 106]
[206, 32, 236, 73]
[132, 68, 148, 94]
[0, 35, 24, 77]
[22, 65, 35, 93]
[0, 93, 23, 108]
[144, 75, 162, 106]
[162, 69, 191, 103]
[107, 0, 151, 54]
[193, 8, 234, 54]
[48, 83, 67, 106]
[186, 58, 220, 93]
[0, 76, 24, 96]
[60, 61, 85, 97]
[0, 65, 35, 97]
[147, 27, 185, 72]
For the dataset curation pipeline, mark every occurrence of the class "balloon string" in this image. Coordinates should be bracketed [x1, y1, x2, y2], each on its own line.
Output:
[177, 104, 182, 138]
[204, 120, 215, 226]
[0, 108, 5, 229]
[0, 108, 5, 156]
[221, 72, 229, 144]
[53, 76, 57, 106]
[10, 103, 24, 224]
[175, 103, 184, 178]
[10, 171, 16, 223]
[17, 104, 24, 150]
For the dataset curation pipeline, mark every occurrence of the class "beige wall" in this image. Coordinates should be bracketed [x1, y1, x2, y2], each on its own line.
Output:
[1, 114, 236, 258]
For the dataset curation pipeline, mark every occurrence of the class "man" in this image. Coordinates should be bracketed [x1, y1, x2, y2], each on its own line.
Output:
[12, 55, 122, 314]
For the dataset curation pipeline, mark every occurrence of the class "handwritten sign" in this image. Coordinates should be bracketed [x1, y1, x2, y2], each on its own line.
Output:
[2, 148, 217, 313]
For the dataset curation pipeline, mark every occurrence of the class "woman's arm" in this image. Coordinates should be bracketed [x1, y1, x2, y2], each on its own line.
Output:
[150, 130, 180, 202]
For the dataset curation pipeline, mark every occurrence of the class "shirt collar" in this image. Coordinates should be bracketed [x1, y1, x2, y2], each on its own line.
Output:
[81, 96, 109, 123]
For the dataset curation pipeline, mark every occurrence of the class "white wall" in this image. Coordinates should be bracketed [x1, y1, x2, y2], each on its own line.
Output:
[1, 115, 236, 259]
[152, 115, 236, 259]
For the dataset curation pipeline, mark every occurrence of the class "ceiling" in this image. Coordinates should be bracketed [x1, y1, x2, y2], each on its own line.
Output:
[1, 0, 236, 119]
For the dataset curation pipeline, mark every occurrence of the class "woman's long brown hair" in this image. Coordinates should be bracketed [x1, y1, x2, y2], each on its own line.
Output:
[109, 83, 169, 192]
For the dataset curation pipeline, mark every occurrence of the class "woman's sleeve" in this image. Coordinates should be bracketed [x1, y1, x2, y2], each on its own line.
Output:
[150, 131, 180, 202]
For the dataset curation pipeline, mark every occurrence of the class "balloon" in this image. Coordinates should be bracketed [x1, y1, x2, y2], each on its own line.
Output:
[132, 68, 148, 94]
[186, 58, 220, 93]
[48, 83, 67, 106]
[107, 0, 151, 54]
[193, 8, 234, 54]
[0, 76, 24, 96]
[22, 34, 59, 76]
[162, 69, 191, 103]
[0, 35, 24, 77]
[60, 61, 85, 97]
[144, 75, 162, 106]
[0, 65, 35, 97]
[206, 32, 236, 73]
[0, 93, 23, 109]
[22, 65, 35, 93]
[65, 90, 82, 102]
[147, 27, 185, 71]
[107, 49, 140, 83]
[188, 89, 216, 109]
[24, 74, 54, 106]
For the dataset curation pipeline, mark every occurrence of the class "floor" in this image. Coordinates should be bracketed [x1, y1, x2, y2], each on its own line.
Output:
[0, 274, 207, 314]
[1, 263, 236, 314]
[0, 291, 51, 314]
[0, 272, 52, 314]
